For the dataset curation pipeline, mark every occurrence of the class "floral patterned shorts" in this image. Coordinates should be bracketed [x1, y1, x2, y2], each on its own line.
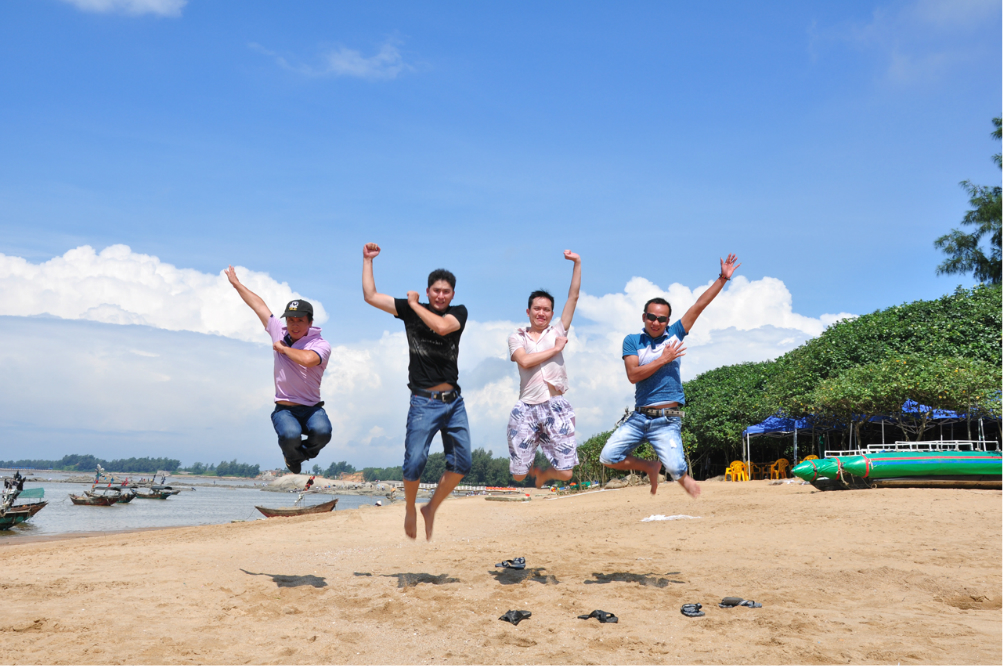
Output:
[507, 395, 579, 474]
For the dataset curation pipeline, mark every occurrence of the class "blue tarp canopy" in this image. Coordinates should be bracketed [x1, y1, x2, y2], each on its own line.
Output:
[742, 415, 813, 438]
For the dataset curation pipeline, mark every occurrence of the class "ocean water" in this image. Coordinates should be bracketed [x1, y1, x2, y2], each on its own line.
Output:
[0, 477, 391, 540]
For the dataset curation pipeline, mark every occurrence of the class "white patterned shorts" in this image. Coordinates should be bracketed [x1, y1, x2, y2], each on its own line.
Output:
[507, 395, 579, 475]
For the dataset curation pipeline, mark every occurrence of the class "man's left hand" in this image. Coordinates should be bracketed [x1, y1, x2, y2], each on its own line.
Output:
[407, 291, 420, 306]
[272, 340, 288, 355]
[720, 253, 741, 280]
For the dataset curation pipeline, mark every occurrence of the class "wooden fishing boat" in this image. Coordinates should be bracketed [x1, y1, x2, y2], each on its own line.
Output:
[133, 487, 177, 500]
[255, 498, 338, 518]
[0, 502, 48, 529]
[70, 493, 118, 506]
[116, 492, 135, 503]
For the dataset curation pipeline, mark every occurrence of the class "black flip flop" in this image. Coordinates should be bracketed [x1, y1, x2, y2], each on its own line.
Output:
[680, 603, 705, 617]
[499, 610, 532, 625]
[494, 557, 526, 570]
[719, 597, 761, 608]
[577, 610, 618, 623]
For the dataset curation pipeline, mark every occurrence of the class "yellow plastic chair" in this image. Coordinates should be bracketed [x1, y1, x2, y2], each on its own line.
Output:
[770, 458, 790, 479]
[802, 454, 819, 461]
[750, 462, 767, 480]
[724, 461, 749, 482]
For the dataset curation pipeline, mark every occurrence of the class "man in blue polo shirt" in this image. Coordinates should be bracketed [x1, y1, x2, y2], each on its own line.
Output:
[600, 253, 740, 498]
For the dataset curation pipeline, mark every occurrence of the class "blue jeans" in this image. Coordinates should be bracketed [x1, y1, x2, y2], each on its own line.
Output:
[599, 413, 688, 481]
[271, 404, 333, 465]
[403, 395, 472, 482]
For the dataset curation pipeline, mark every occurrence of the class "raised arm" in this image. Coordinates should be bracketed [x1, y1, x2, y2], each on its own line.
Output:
[225, 266, 272, 328]
[679, 253, 740, 333]
[560, 250, 581, 331]
[362, 243, 398, 316]
[406, 292, 461, 336]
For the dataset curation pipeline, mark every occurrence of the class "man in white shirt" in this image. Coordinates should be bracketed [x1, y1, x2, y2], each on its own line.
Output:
[507, 251, 582, 488]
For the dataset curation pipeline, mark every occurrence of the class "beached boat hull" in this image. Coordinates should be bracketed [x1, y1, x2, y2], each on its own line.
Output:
[0, 501, 47, 529]
[794, 451, 1002, 483]
[255, 498, 338, 517]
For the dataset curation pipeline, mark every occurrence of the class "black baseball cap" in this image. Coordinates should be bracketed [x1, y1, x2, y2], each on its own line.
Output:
[281, 299, 314, 319]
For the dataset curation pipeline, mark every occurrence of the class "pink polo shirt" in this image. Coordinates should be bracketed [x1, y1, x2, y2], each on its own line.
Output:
[266, 316, 331, 405]
[508, 320, 570, 405]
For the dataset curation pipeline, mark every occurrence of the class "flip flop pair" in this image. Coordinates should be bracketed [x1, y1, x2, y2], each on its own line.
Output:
[495, 557, 526, 570]
[680, 603, 705, 617]
[578, 610, 618, 623]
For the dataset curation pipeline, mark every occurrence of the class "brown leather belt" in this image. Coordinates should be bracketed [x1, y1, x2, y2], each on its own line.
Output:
[413, 388, 460, 403]
[635, 407, 684, 419]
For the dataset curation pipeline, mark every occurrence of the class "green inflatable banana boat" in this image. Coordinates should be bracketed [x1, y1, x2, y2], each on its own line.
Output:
[793, 450, 1002, 483]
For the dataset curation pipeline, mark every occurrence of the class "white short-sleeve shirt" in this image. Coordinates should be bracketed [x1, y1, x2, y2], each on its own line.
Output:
[508, 321, 570, 405]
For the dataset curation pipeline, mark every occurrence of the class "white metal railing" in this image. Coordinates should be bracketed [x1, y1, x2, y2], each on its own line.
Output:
[825, 440, 1000, 457]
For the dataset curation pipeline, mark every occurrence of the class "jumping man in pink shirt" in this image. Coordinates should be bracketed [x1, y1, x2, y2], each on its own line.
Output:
[507, 250, 582, 488]
[225, 266, 333, 475]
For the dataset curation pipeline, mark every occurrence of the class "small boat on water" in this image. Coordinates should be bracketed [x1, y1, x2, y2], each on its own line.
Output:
[255, 498, 338, 518]
[133, 486, 180, 500]
[70, 493, 118, 506]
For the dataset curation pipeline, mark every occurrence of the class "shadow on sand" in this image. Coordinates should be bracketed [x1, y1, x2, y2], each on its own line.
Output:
[584, 572, 685, 588]
[489, 567, 560, 585]
[240, 569, 327, 588]
[381, 573, 460, 589]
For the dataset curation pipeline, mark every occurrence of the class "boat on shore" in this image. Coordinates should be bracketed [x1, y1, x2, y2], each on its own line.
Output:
[1, 483, 48, 529]
[255, 498, 338, 518]
[793, 449, 1002, 490]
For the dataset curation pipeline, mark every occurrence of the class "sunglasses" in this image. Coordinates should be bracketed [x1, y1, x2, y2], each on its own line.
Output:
[645, 313, 668, 323]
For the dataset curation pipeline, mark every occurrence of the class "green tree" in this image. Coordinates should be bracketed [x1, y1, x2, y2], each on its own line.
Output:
[808, 355, 1002, 441]
[935, 116, 1001, 284]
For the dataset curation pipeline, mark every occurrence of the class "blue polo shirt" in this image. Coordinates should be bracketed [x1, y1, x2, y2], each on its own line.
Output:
[622, 320, 688, 407]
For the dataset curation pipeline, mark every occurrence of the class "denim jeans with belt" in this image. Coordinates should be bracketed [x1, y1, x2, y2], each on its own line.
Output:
[271, 403, 332, 465]
[599, 413, 687, 480]
[403, 394, 473, 482]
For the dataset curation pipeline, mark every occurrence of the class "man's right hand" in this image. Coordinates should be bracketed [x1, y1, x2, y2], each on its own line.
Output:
[659, 339, 686, 365]
[363, 243, 381, 259]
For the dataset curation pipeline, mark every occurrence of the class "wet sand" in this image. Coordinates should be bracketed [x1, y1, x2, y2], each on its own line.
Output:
[0, 481, 999, 664]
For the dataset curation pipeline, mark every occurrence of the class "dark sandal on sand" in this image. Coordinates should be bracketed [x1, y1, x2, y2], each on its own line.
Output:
[719, 597, 762, 608]
[680, 603, 705, 617]
[577, 610, 618, 623]
[495, 557, 526, 570]
[499, 610, 532, 625]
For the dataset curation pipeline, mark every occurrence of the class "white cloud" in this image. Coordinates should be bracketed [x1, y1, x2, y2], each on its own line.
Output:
[1, 248, 851, 468]
[808, 0, 997, 85]
[0, 245, 327, 343]
[250, 41, 413, 80]
[59, 0, 186, 17]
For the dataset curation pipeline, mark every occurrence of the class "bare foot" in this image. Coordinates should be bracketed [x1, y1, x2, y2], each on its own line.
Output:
[419, 503, 434, 541]
[404, 505, 417, 540]
[532, 467, 548, 489]
[678, 474, 701, 499]
[644, 460, 662, 495]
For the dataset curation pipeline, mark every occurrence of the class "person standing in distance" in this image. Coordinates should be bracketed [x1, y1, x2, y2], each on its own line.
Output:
[361, 243, 472, 540]
[507, 250, 582, 488]
[599, 254, 741, 498]
[225, 266, 332, 474]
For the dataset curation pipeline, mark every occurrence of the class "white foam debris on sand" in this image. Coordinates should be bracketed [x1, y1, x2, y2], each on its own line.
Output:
[641, 514, 701, 522]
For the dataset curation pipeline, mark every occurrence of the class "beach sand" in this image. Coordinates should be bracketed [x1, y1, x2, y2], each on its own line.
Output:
[0, 481, 999, 665]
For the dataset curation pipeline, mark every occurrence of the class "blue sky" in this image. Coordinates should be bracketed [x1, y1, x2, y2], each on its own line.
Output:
[0, 0, 999, 469]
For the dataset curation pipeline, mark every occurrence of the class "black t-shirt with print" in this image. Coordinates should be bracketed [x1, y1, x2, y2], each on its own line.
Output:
[394, 298, 468, 392]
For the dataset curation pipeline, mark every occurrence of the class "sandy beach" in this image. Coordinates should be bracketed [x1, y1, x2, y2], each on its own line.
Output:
[0, 481, 999, 665]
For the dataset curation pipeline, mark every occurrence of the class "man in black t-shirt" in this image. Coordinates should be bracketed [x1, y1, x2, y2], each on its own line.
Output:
[362, 242, 472, 540]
